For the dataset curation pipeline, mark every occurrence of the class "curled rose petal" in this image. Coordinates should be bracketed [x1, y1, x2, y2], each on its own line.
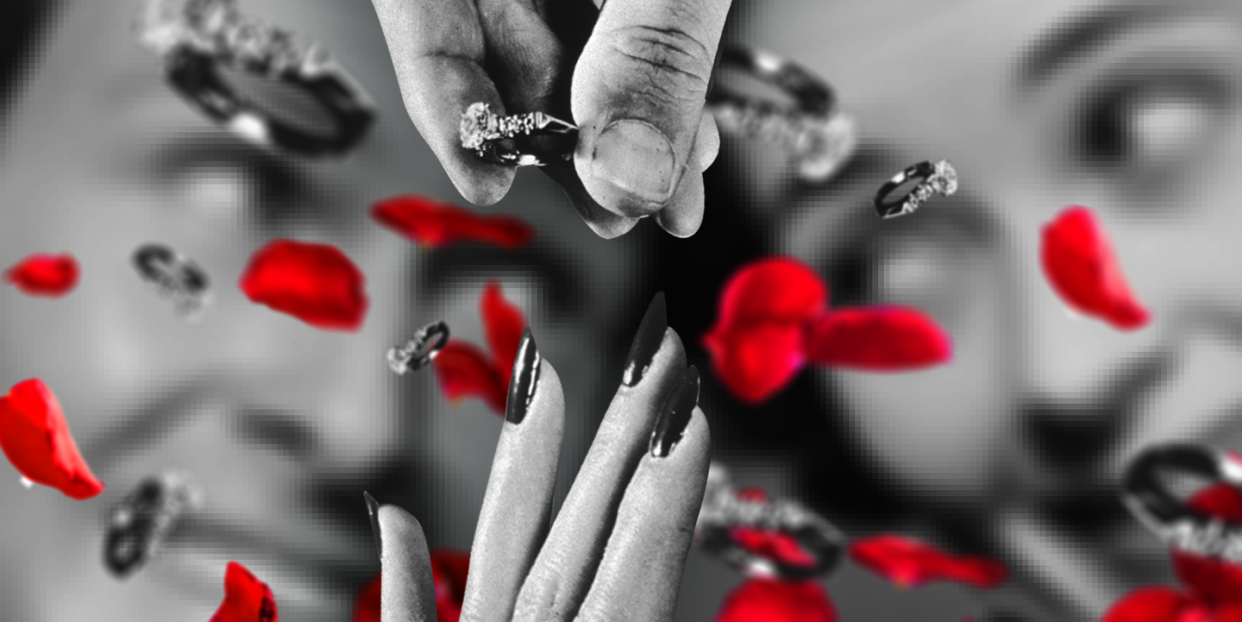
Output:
[716, 257, 829, 326]
[4, 253, 79, 297]
[352, 574, 381, 622]
[0, 378, 103, 500]
[238, 240, 368, 331]
[1171, 478, 1242, 604]
[727, 487, 818, 570]
[1040, 206, 1149, 330]
[481, 281, 528, 390]
[210, 561, 278, 622]
[432, 341, 507, 414]
[371, 195, 533, 249]
[431, 549, 470, 622]
[803, 306, 952, 371]
[716, 579, 837, 622]
[848, 535, 1007, 589]
[704, 322, 807, 405]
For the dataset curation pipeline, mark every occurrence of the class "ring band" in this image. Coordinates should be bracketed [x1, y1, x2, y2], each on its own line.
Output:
[707, 44, 858, 183]
[132, 243, 213, 322]
[459, 102, 578, 167]
[696, 461, 845, 581]
[873, 159, 959, 219]
[1122, 442, 1242, 563]
[137, 0, 376, 158]
[388, 320, 451, 375]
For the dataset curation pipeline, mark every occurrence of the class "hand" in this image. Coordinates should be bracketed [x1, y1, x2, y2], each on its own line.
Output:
[369, 0, 730, 239]
[373, 294, 711, 621]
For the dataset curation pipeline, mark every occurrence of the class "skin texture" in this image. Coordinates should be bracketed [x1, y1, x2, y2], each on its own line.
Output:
[376, 324, 710, 622]
[369, 0, 728, 238]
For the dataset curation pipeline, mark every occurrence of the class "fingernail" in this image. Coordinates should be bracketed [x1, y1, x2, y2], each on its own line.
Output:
[651, 366, 700, 458]
[623, 292, 668, 387]
[590, 120, 678, 203]
[363, 491, 381, 560]
[506, 328, 541, 425]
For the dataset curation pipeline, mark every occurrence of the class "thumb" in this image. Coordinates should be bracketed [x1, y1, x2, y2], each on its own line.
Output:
[571, 0, 732, 218]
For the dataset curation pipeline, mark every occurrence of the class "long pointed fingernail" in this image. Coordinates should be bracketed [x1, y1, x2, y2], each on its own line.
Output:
[651, 366, 700, 458]
[623, 292, 668, 387]
[506, 328, 541, 425]
[364, 491, 381, 560]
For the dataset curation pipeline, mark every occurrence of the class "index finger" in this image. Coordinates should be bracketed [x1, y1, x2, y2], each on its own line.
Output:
[370, 0, 516, 205]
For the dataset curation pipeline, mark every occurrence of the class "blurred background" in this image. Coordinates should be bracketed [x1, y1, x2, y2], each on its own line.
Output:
[3, 0, 1242, 620]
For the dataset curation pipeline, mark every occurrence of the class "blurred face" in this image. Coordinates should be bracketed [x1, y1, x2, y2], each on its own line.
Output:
[0, 1, 642, 621]
[734, 0, 1242, 615]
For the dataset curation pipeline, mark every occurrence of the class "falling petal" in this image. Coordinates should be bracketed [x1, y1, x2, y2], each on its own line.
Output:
[704, 321, 807, 405]
[848, 535, 1007, 589]
[238, 240, 369, 331]
[4, 253, 79, 297]
[715, 579, 837, 622]
[481, 281, 529, 391]
[432, 341, 507, 414]
[1040, 206, 1149, 330]
[1099, 587, 1205, 622]
[714, 257, 829, 327]
[803, 307, 952, 371]
[371, 195, 534, 249]
[352, 574, 381, 622]
[209, 562, 279, 622]
[0, 378, 103, 500]
[1171, 480, 1242, 603]
[430, 549, 470, 622]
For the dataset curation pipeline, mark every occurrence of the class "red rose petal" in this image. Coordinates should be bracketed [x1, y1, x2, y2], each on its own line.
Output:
[371, 195, 533, 249]
[209, 562, 278, 622]
[1100, 587, 1206, 622]
[1040, 206, 1149, 330]
[430, 549, 470, 622]
[432, 341, 507, 414]
[0, 378, 103, 500]
[238, 240, 368, 331]
[481, 281, 529, 391]
[716, 258, 829, 326]
[848, 535, 1007, 589]
[729, 527, 819, 570]
[716, 579, 837, 622]
[4, 253, 79, 297]
[1171, 478, 1242, 603]
[704, 321, 807, 405]
[803, 306, 952, 371]
[352, 574, 381, 622]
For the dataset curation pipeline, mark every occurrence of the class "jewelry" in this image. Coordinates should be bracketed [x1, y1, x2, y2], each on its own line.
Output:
[706, 44, 858, 183]
[459, 102, 578, 167]
[873, 159, 959, 219]
[103, 470, 205, 578]
[1122, 442, 1242, 564]
[135, 0, 376, 158]
[387, 320, 451, 375]
[695, 461, 845, 581]
[132, 243, 214, 323]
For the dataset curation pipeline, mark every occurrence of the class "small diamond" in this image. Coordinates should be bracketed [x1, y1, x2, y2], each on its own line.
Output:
[136, 0, 235, 56]
[794, 113, 858, 181]
[460, 103, 495, 150]
[931, 160, 958, 195]
[387, 346, 410, 375]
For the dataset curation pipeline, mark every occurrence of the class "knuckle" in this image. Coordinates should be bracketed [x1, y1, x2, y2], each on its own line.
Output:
[606, 24, 713, 102]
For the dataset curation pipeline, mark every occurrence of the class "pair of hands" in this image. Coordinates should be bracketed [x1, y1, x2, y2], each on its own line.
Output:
[373, 295, 712, 621]
[369, 0, 733, 239]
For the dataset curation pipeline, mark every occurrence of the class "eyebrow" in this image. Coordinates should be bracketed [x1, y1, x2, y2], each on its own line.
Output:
[1015, 3, 1210, 91]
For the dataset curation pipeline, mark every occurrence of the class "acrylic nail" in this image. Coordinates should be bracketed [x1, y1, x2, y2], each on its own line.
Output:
[364, 491, 381, 560]
[506, 328, 541, 425]
[651, 366, 700, 458]
[623, 292, 668, 387]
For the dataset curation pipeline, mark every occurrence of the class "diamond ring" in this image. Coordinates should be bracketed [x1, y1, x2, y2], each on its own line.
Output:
[707, 44, 858, 184]
[873, 159, 959, 219]
[459, 102, 578, 167]
[1122, 442, 1242, 565]
[136, 0, 376, 158]
[132, 243, 214, 323]
[387, 320, 451, 375]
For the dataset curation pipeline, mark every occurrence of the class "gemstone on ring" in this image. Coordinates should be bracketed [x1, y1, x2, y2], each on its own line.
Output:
[459, 102, 578, 167]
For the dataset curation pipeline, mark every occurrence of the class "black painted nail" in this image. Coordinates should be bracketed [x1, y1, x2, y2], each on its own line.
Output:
[506, 328, 541, 425]
[363, 491, 381, 560]
[651, 366, 700, 458]
[623, 292, 668, 387]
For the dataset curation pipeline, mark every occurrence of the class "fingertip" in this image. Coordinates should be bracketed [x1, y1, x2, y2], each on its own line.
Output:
[691, 108, 721, 172]
[378, 504, 429, 559]
[655, 172, 705, 238]
[445, 156, 517, 206]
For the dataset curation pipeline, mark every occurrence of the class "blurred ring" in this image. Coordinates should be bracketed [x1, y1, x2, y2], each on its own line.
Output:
[706, 44, 858, 183]
[873, 159, 959, 219]
[1122, 442, 1242, 563]
[136, 0, 376, 158]
[388, 321, 451, 375]
[132, 243, 209, 295]
[459, 102, 578, 167]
